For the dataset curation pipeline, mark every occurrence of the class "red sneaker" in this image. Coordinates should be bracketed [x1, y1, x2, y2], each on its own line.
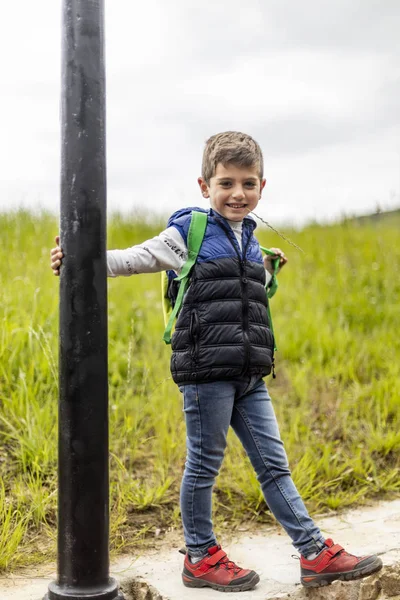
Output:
[300, 538, 383, 587]
[182, 545, 260, 592]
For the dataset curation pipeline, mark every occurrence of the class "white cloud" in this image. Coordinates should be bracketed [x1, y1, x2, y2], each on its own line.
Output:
[0, 0, 399, 226]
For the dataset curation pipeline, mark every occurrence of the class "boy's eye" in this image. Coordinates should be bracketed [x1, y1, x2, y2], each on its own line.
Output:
[219, 180, 257, 189]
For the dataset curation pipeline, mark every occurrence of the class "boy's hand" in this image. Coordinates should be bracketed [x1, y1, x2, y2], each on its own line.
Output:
[263, 248, 287, 275]
[50, 236, 63, 276]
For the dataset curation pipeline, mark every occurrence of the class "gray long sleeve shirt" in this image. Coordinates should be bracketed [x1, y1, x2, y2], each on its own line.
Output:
[107, 219, 272, 283]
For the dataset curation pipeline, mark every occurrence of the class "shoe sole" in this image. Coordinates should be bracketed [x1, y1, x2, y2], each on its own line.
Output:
[182, 571, 260, 592]
[301, 556, 383, 588]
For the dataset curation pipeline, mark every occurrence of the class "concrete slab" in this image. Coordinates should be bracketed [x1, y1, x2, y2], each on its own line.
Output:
[1, 498, 400, 600]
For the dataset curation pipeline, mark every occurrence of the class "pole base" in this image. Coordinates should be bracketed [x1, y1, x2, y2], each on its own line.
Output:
[44, 578, 124, 600]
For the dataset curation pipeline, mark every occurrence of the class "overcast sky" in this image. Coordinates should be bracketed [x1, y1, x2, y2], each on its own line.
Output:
[1, 0, 399, 226]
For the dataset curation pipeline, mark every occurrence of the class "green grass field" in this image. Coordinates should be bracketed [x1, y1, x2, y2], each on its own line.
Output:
[0, 209, 399, 570]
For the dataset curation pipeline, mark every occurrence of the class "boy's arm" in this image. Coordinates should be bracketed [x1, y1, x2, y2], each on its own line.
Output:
[265, 270, 272, 286]
[50, 228, 187, 277]
[107, 227, 187, 277]
[263, 248, 287, 277]
[263, 248, 287, 288]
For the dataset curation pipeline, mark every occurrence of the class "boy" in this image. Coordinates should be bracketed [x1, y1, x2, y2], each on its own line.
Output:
[51, 131, 382, 592]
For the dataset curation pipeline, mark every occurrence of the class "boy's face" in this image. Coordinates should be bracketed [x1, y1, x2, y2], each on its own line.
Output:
[198, 163, 266, 222]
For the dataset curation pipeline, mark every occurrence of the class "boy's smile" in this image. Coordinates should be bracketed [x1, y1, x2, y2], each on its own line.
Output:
[198, 163, 266, 222]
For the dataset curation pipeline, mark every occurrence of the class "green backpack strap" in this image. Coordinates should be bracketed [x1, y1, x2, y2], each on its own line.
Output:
[259, 245, 280, 351]
[163, 211, 208, 344]
[259, 245, 280, 298]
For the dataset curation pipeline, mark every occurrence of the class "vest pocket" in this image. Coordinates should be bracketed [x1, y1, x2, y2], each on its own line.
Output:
[266, 327, 275, 354]
[189, 309, 200, 361]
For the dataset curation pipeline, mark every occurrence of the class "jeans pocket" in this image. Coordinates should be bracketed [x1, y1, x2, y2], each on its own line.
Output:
[182, 384, 199, 413]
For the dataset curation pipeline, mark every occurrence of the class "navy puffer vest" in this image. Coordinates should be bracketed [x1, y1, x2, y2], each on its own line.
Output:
[169, 207, 274, 385]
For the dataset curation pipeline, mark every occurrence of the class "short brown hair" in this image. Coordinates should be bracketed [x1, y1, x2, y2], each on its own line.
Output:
[201, 131, 264, 184]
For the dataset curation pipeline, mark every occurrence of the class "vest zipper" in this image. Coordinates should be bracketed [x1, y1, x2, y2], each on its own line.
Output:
[241, 234, 253, 375]
[215, 217, 253, 376]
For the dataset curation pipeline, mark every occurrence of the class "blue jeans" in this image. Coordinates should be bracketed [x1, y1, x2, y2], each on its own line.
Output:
[179, 376, 325, 558]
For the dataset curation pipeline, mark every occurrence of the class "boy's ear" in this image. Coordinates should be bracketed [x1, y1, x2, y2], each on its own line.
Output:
[198, 177, 209, 198]
[260, 178, 266, 196]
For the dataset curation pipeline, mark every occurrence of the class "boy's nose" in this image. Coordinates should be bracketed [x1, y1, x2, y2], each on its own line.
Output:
[232, 186, 245, 199]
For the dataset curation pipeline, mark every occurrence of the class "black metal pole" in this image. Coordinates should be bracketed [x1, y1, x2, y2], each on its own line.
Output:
[45, 1, 123, 599]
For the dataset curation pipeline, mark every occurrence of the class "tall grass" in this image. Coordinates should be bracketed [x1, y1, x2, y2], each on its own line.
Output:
[0, 209, 399, 570]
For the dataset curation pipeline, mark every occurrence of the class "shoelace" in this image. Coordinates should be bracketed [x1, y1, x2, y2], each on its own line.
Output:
[218, 555, 242, 574]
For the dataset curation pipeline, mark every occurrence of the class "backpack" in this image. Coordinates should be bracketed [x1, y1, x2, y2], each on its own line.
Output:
[161, 211, 280, 348]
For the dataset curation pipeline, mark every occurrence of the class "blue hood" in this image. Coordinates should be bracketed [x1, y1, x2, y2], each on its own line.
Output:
[167, 206, 257, 229]
[167, 207, 208, 228]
